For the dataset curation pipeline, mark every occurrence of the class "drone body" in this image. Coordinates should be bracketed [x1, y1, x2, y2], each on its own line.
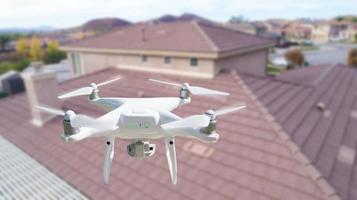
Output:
[38, 78, 245, 185]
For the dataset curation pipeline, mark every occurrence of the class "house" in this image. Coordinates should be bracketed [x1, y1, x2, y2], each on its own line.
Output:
[282, 22, 313, 43]
[329, 21, 357, 42]
[62, 21, 274, 78]
[222, 22, 257, 35]
[311, 21, 330, 44]
[0, 67, 336, 199]
[241, 64, 357, 200]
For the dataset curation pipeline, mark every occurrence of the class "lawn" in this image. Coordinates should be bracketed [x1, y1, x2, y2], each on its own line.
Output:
[266, 65, 282, 76]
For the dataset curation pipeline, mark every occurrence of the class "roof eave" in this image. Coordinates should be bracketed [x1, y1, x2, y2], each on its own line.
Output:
[61, 46, 219, 59]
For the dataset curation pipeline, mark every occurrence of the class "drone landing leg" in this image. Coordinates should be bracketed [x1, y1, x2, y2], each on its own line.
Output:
[103, 137, 115, 185]
[164, 135, 177, 184]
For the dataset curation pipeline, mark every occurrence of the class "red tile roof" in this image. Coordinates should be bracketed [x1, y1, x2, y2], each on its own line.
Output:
[241, 64, 357, 200]
[64, 21, 274, 53]
[0, 68, 330, 199]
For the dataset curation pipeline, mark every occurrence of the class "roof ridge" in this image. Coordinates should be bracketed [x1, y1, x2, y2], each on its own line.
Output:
[192, 21, 218, 51]
[312, 64, 337, 86]
[197, 21, 275, 44]
[230, 71, 341, 200]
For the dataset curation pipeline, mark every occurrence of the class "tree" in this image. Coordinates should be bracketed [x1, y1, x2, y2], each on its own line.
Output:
[29, 37, 43, 61]
[43, 39, 66, 64]
[229, 15, 247, 24]
[284, 50, 305, 69]
[16, 38, 28, 55]
[354, 33, 357, 43]
[47, 40, 59, 53]
[348, 48, 357, 67]
[0, 34, 11, 51]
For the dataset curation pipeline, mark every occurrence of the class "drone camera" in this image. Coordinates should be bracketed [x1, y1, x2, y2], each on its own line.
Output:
[202, 110, 217, 134]
[127, 140, 156, 159]
[63, 110, 78, 137]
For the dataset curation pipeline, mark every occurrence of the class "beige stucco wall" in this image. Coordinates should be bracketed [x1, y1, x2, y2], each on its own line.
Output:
[67, 49, 269, 78]
[215, 49, 268, 76]
[68, 52, 216, 78]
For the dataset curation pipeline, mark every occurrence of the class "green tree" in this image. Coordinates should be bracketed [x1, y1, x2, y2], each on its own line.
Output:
[229, 15, 247, 23]
[16, 38, 28, 55]
[354, 33, 357, 43]
[0, 34, 11, 51]
[348, 48, 357, 67]
[29, 37, 43, 61]
[43, 39, 67, 64]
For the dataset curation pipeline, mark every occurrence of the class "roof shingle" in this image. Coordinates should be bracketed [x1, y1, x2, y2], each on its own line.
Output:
[65, 21, 273, 53]
[241, 64, 357, 200]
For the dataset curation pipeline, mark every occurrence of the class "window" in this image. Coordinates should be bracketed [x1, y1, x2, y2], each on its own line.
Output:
[190, 58, 198, 67]
[142, 55, 148, 62]
[164, 56, 171, 64]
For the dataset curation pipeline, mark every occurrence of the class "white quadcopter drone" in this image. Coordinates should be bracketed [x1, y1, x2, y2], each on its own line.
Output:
[38, 77, 246, 185]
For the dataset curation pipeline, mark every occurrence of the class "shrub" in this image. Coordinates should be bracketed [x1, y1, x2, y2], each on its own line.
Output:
[348, 48, 357, 67]
[0, 59, 30, 74]
[284, 50, 305, 69]
[43, 40, 67, 64]
[43, 49, 67, 64]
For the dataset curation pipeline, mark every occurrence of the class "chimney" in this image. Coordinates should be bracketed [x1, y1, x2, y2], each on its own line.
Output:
[21, 62, 61, 127]
[141, 28, 146, 42]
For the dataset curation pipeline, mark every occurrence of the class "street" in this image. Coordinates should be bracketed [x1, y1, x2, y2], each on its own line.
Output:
[273, 43, 357, 66]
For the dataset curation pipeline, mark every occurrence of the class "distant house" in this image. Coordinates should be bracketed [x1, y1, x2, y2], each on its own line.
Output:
[62, 21, 274, 78]
[222, 22, 257, 35]
[311, 22, 330, 44]
[282, 23, 313, 43]
[329, 21, 357, 41]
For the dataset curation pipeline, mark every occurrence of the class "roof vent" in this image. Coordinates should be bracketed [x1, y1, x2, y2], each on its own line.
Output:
[183, 141, 214, 158]
[351, 110, 357, 119]
[338, 145, 355, 164]
[158, 30, 166, 35]
[316, 102, 326, 111]
[137, 91, 145, 97]
[141, 28, 146, 42]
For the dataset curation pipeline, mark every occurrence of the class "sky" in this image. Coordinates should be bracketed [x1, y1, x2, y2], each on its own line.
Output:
[0, 0, 356, 28]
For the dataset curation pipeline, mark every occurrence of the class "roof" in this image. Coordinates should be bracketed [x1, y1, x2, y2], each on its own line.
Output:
[241, 64, 357, 200]
[0, 68, 331, 200]
[0, 135, 88, 199]
[64, 21, 273, 53]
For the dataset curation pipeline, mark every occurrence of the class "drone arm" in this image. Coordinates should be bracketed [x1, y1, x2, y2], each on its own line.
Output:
[164, 135, 177, 184]
[90, 98, 126, 112]
[103, 137, 115, 185]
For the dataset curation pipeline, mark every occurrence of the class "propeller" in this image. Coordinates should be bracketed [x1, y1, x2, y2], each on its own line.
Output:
[161, 103, 246, 130]
[58, 76, 121, 99]
[149, 78, 229, 96]
[213, 103, 246, 116]
[36, 105, 111, 129]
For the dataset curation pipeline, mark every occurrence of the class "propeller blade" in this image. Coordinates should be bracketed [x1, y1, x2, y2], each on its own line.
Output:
[71, 114, 111, 129]
[215, 103, 246, 116]
[103, 137, 115, 185]
[161, 115, 210, 130]
[58, 87, 93, 99]
[97, 76, 121, 87]
[165, 136, 177, 184]
[37, 106, 65, 116]
[149, 78, 181, 87]
[188, 86, 229, 96]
